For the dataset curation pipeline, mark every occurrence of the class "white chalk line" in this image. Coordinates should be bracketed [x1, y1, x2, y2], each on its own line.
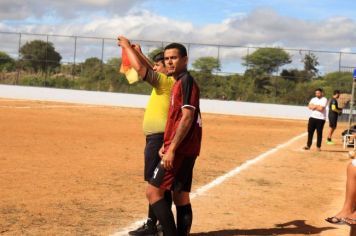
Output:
[110, 132, 307, 236]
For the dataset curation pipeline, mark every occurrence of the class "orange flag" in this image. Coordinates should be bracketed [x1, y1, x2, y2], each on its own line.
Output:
[120, 48, 140, 84]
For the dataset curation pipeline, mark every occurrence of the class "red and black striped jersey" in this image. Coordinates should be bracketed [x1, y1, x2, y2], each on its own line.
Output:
[163, 70, 202, 156]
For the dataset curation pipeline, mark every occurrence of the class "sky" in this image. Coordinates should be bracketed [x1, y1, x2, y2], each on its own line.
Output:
[0, 0, 355, 72]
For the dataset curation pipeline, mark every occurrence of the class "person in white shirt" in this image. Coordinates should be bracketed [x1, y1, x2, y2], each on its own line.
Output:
[304, 88, 328, 151]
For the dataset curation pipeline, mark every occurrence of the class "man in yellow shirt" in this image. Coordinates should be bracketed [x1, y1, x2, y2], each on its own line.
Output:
[119, 41, 175, 236]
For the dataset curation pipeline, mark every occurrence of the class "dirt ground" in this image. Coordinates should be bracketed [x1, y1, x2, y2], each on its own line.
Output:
[0, 98, 354, 236]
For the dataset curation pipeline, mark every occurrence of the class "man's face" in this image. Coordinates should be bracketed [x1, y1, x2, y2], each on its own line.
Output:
[315, 91, 322, 98]
[153, 61, 167, 74]
[164, 48, 188, 76]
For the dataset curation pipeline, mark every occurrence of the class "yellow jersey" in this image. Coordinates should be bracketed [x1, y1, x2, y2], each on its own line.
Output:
[143, 70, 175, 135]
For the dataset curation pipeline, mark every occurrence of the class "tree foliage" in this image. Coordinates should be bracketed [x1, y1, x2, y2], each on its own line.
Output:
[192, 57, 221, 74]
[80, 57, 104, 81]
[0, 51, 15, 72]
[303, 53, 319, 74]
[243, 48, 291, 75]
[20, 40, 62, 72]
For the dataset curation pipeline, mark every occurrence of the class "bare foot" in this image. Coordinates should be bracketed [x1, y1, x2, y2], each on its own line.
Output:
[346, 211, 356, 221]
[334, 209, 354, 219]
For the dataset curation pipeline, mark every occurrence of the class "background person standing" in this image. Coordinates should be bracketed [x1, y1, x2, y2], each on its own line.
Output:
[326, 90, 342, 145]
[304, 88, 328, 151]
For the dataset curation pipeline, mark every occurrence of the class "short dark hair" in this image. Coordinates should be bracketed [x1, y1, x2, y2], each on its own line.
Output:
[333, 89, 341, 95]
[164, 43, 187, 57]
[315, 88, 323, 93]
[152, 51, 164, 63]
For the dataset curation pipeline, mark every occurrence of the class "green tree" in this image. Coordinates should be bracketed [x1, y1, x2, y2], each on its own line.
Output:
[192, 57, 221, 74]
[303, 52, 319, 78]
[243, 48, 291, 75]
[323, 71, 353, 94]
[106, 57, 122, 68]
[19, 40, 62, 72]
[280, 69, 309, 83]
[0, 51, 15, 72]
[81, 57, 103, 81]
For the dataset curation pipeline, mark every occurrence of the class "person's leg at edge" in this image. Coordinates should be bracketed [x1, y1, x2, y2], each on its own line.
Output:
[146, 184, 177, 236]
[307, 118, 316, 148]
[316, 120, 325, 149]
[327, 115, 337, 142]
[327, 127, 335, 141]
[174, 191, 192, 236]
[333, 162, 356, 219]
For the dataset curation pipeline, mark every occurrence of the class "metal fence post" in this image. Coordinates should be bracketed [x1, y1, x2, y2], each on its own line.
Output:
[72, 36, 77, 79]
[246, 47, 250, 70]
[101, 38, 105, 78]
[217, 45, 221, 73]
[16, 33, 22, 85]
[339, 52, 342, 72]
[45, 34, 49, 85]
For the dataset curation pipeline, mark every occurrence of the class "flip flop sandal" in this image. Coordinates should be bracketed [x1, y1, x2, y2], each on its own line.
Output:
[325, 217, 346, 225]
[344, 218, 356, 226]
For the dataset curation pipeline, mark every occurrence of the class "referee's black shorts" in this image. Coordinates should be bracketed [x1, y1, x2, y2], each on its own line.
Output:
[144, 133, 164, 181]
[328, 114, 338, 128]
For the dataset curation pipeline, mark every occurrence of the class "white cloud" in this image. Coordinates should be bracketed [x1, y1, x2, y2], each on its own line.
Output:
[0, 0, 144, 20]
[1, 7, 356, 72]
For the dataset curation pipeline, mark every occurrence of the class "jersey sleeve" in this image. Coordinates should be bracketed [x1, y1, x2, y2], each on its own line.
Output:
[181, 75, 199, 110]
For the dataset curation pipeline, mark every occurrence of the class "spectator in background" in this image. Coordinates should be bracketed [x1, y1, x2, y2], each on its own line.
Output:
[304, 88, 328, 151]
[326, 90, 342, 145]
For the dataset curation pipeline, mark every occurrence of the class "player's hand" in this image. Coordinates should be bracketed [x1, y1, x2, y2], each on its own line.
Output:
[117, 35, 131, 48]
[159, 146, 165, 158]
[132, 44, 142, 53]
[162, 149, 174, 171]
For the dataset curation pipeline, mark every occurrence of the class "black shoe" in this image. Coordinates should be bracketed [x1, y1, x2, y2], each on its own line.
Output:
[303, 146, 310, 150]
[156, 224, 163, 236]
[128, 219, 158, 236]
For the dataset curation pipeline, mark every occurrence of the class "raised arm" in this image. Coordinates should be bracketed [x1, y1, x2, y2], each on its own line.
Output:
[132, 44, 154, 70]
[118, 36, 161, 87]
[117, 36, 148, 79]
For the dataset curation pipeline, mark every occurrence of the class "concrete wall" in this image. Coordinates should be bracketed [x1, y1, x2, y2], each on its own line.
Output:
[0, 85, 310, 120]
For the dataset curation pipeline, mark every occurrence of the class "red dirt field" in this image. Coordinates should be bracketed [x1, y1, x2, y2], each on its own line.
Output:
[0, 98, 354, 236]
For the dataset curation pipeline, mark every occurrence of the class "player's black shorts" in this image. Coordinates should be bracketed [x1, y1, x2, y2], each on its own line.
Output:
[149, 155, 196, 192]
[328, 114, 338, 128]
[144, 133, 164, 181]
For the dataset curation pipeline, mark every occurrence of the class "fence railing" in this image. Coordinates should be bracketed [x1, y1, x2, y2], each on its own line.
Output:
[0, 31, 355, 105]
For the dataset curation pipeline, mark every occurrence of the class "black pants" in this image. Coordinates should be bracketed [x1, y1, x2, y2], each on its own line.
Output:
[307, 117, 326, 148]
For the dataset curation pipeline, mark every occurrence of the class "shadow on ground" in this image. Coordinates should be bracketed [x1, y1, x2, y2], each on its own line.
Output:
[322, 149, 349, 153]
[191, 220, 336, 235]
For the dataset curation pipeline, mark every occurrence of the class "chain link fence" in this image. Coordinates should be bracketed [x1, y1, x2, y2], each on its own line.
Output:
[0, 31, 355, 105]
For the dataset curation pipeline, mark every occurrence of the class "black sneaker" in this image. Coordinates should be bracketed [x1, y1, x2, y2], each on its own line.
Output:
[303, 146, 310, 150]
[156, 224, 163, 236]
[128, 219, 158, 236]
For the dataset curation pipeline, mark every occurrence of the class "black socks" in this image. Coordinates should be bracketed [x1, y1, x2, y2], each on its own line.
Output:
[148, 190, 172, 225]
[176, 204, 193, 236]
[151, 198, 177, 236]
